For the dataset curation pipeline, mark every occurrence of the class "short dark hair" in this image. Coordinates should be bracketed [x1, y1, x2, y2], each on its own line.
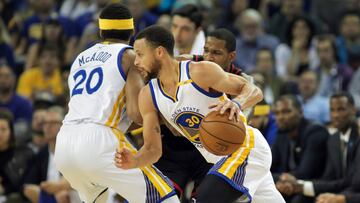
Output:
[285, 16, 315, 49]
[99, 3, 133, 41]
[330, 92, 355, 106]
[171, 4, 202, 28]
[136, 25, 175, 56]
[207, 28, 236, 52]
[276, 95, 302, 112]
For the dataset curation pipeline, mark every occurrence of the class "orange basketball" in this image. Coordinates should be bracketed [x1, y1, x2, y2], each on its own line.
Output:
[199, 110, 246, 156]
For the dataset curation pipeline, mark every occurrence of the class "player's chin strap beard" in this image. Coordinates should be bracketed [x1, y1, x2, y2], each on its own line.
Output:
[147, 59, 161, 79]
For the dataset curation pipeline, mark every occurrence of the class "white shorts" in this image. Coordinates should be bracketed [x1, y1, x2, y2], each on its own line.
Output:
[208, 127, 285, 203]
[54, 123, 178, 203]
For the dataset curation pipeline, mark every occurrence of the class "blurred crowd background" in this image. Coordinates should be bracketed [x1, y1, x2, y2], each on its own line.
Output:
[1, 0, 360, 203]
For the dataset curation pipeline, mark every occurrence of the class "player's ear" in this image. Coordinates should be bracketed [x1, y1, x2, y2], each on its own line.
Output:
[156, 46, 166, 58]
[229, 51, 236, 62]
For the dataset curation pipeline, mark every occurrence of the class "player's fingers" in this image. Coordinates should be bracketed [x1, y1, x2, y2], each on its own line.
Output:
[220, 101, 232, 114]
[208, 102, 219, 109]
[228, 106, 237, 120]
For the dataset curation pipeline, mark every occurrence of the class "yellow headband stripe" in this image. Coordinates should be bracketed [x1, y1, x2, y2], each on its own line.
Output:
[253, 105, 270, 116]
[99, 18, 134, 30]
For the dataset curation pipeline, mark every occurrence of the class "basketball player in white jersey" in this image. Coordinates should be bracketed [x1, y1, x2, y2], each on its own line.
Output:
[115, 25, 285, 203]
[54, 4, 179, 203]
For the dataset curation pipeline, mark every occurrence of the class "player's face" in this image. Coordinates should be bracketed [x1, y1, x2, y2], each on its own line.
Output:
[274, 100, 301, 132]
[203, 37, 234, 69]
[134, 38, 159, 76]
[171, 16, 198, 49]
[0, 119, 11, 150]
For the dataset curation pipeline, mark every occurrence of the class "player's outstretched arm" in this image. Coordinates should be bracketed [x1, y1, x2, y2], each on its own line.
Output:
[115, 85, 162, 169]
[123, 49, 146, 125]
[191, 61, 263, 121]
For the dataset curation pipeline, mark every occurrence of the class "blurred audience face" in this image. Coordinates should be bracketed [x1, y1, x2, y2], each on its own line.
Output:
[292, 19, 310, 40]
[157, 14, 172, 30]
[43, 110, 62, 142]
[39, 49, 60, 76]
[239, 10, 261, 42]
[127, 0, 145, 20]
[317, 39, 335, 67]
[0, 118, 11, 150]
[35, 0, 55, 13]
[31, 109, 47, 145]
[298, 71, 318, 100]
[330, 96, 355, 132]
[274, 98, 302, 132]
[231, 0, 248, 16]
[256, 49, 274, 75]
[0, 65, 15, 95]
[171, 15, 198, 50]
[341, 14, 360, 41]
[44, 24, 62, 43]
[282, 0, 303, 17]
[249, 114, 268, 131]
[203, 36, 235, 69]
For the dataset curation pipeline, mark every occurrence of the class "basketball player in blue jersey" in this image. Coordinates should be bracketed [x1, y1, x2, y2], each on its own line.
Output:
[54, 4, 179, 203]
[115, 25, 285, 203]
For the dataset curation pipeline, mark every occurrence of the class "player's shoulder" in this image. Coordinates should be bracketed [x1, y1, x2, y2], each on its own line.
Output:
[188, 61, 222, 77]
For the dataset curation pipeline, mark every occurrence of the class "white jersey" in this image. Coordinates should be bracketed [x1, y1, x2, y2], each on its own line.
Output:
[149, 60, 249, 163]
[63, 43, 132, 132]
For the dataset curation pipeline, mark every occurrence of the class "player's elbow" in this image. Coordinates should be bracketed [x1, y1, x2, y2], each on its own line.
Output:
[127, 104, 143, 125]
[253, 86, 264, 103]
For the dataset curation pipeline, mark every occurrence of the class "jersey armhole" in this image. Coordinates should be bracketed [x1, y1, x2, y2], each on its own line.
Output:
[149, 81, 160, 111]
[117, 46, 132, 81]
[186, 61, 223, 98]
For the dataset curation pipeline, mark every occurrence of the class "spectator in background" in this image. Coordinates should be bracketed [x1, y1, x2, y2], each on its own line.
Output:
[157, 14, 172, 30]
[271, 95, 329, 202]
[75, 0, 111, 37]
[234, 9, 279, 72]
[28, 108, 47, 154]
[126, 0, 158, 43]
[268, 0, 324, 43]
[217, 0, 249, 34]
[310, 0, 347, 34]
[254, 48, 284, 104]
[0, 110, 34, 202]
[0, 64, 32, 137]
[16, 0, 77, 57]
[275, 16, 319, 80]
[171, 4, 205, 56]
[0, 19, 16, 70]
[337, 11, 360, 70]
[316, 35, 353, 98]
[249, 102, 278, 146]
[23, 106, 80, 203]
[349, 66, 360, 111]
[298, 70, 330, 124]
[25, 18, 69, 70]
[59, 0, 96, 20]
[74, 0, 111, 53]
[278, 93, 360, 203]
[17, 43, 63, 101]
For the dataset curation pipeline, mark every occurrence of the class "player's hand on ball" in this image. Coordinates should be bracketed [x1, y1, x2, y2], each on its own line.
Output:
[115, 148, 138, 169]
[209, 98, 241, 122]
